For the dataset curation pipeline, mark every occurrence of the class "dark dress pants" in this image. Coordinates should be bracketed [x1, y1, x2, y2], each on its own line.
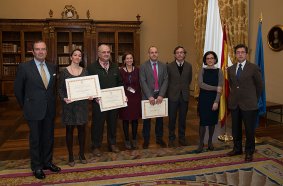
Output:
[91, 102, 118, 149]
[142, 117, 163, 143]
[168, 95, 188, 141]
[231, 107, 257, 155]
[27, 115, 55, 171]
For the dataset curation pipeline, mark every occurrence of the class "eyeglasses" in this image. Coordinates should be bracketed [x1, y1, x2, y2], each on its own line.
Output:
[206, 57, 215, 60]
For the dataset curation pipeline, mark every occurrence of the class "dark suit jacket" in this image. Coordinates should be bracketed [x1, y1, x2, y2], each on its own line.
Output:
[167, 61, 192, 101]
[139, 60, 168, 100]
[14, 60, 57, 120]
[227, 61, 263, 111]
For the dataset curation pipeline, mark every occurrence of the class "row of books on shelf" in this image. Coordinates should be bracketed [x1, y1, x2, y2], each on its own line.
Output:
[58, 57, 70, 65]
[2, 43, 18, 53]
[62, 44, 82, 53]
[3, 66, 17, 76]
[2, 57, 33, 64]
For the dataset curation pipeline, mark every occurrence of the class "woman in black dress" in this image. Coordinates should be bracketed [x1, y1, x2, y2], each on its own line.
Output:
[119, 52, 142, 149]
[195, 51, 223, 153]
[58, 49, 92, 166]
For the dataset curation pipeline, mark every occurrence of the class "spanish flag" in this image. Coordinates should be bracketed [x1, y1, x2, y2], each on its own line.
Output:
[219, 25, 230, 127]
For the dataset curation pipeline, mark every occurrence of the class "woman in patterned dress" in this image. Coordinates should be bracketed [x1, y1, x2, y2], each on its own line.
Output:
[58, 49, 92, 166]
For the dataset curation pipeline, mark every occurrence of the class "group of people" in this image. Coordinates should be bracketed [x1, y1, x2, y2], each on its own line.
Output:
[14, 41, 262, 180]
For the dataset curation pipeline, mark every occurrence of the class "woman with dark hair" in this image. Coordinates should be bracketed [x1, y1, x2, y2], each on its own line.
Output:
[58, 48, 91, 166]
[195, 51, 223, 153]
[119, 52, 142, 150]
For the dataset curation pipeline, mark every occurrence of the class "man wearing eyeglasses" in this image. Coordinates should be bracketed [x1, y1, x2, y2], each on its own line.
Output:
[88, 44, 123, 156]
[227, 44, 263, 162]
[14, 40, 61, 180]
[167, 46, 192, 147]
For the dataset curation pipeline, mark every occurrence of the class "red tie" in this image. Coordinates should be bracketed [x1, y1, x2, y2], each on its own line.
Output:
[153, 63, 159, 90]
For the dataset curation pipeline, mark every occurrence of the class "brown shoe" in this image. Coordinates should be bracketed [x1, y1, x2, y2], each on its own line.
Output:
[227, 150, 243, 156]
[109, 145, 120, 153]
[92, 148, 102, 157]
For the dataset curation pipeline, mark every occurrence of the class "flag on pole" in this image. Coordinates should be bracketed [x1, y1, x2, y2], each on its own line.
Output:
[219, 25, 230, 128]
[255, 20, 266, 128]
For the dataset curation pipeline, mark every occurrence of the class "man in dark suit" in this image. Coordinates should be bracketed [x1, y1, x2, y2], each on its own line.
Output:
[167, 46, 192, 147]
[139, 46, 168, 149]
[14, 41, 61, 179]
[227, 44, 263, 162]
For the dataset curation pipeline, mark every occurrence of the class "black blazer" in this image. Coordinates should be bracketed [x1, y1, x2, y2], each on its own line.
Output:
[14, 60, 57, 120]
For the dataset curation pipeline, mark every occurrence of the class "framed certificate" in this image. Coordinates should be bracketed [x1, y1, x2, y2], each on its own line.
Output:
[99, 86, 127, 112]
[141, 98, 168, 119]
[66, 75, 101, 101]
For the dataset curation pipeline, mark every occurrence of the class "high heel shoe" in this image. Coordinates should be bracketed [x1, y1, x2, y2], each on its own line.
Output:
[68, 156, 75, 167]
[125, 141, 132, 150]
[78, 154, 87, 164]
[208, 143, 214, 151]
[194, 144, 204, 153]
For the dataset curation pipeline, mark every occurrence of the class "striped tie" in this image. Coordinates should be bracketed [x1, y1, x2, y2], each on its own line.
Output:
[40, 63, 48, 88]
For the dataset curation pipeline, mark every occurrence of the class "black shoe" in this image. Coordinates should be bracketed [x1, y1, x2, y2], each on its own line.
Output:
[156, 139, 167, 148]
[245, 153, 253, 162]
[143, 141, 149, 149]
[33, 169, 45, 179]
[168, 140, 177, 148]
[43, 163, 61, 173]
[227, 150, 243, 156]
[178, 139, 189, 146]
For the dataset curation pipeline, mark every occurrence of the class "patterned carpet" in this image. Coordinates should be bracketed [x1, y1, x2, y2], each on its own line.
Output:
[0, 137, 282, 186]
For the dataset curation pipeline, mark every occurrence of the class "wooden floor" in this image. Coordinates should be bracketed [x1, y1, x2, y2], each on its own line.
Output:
[0, 96, 282, 161]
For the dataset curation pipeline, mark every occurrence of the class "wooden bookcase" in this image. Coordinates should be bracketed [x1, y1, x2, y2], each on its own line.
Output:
[0, 19, 142, 96]
[95, 21, 141, 67]
[0, 20, 45, 96]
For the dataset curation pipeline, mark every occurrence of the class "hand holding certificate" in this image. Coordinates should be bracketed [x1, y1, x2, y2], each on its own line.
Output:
[99, 86, 127, 112]
[142, 98, 168, 119]
[66, 75, 101, 101]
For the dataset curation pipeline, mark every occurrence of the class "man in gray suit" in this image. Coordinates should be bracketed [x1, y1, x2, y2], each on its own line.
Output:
[227, 44, 263, 162]
[14, 41, 61, 179]
[167, 46, 192, 147]
[139, 46, 168, 149]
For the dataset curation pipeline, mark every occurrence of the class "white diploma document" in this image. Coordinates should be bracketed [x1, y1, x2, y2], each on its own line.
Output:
[99, 86, 127, 112]
[141, 98, 168, 119]
[66, 75, 101, 101]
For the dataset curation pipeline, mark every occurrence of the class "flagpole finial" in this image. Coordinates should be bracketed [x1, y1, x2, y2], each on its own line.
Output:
[259, 12, 263, 23]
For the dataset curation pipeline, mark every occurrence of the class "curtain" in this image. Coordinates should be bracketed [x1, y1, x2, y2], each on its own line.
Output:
[193, 0, 208, 97]
[193, 0, 248, 97]
[218, 0, 249, 63]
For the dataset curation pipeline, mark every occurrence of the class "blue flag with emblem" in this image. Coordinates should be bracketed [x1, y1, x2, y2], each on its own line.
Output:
[255, 21, 266, 128]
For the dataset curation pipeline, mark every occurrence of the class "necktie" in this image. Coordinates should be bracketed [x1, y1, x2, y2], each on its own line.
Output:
[153, 63, 159, 90]
[40, 63, 48, 88]
[236, 63, 242, 79]
[103, 62, 108, 73]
